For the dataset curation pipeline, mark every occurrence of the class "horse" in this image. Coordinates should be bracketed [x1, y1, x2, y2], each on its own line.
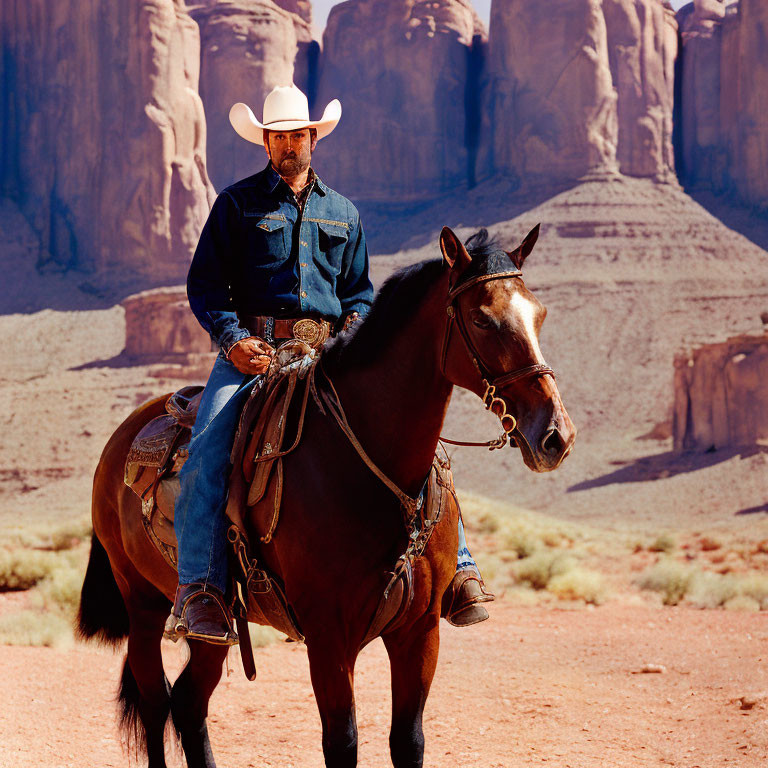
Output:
[77, 225, 575, 768]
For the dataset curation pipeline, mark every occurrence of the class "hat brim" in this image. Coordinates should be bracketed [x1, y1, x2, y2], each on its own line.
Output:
[229, 100, 342, 146]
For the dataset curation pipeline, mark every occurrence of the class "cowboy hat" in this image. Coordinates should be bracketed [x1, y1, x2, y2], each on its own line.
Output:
[229, 84, 341, 147]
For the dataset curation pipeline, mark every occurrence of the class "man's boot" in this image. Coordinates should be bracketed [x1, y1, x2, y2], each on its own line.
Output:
[164, 583, 239, 645]
[442, 568, 495, 627]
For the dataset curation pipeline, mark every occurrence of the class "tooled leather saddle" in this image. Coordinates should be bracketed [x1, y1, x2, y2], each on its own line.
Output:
[124, 342, 455, 673]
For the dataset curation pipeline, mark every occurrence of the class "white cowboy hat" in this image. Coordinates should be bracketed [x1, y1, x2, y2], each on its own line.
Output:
[229, 84, 341, 147]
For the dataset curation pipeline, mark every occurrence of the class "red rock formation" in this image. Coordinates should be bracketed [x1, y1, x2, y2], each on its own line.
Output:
[603, 0, 678, 180]
[673, 329, 768, 451]
[122, 287, 213, 359]
[191, 0, 312, 192]
[679, 0, 768, 208]
[483, 0, 619, 186]
[316, 0, 487, 201]
[0, 0, 214, 282]
[485, 0, 678, 187]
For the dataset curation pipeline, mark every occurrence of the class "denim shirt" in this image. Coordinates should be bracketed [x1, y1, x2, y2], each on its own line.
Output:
[187, 163, 374, 353]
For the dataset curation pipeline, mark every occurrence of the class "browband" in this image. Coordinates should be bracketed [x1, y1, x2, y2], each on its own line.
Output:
[447, 270, 523, 303]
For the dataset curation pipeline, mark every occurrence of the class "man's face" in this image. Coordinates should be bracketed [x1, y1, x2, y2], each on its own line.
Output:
[265, 129, 315, 178]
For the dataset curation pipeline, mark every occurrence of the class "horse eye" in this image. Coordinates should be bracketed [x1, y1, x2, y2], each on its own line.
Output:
[470, 309, 492, 329]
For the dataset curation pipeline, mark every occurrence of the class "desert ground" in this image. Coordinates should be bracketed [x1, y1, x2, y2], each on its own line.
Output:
[1, 177, 768, 766]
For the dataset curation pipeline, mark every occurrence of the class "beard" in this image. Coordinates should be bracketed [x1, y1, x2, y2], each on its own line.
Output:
[275, 147, 310, 178]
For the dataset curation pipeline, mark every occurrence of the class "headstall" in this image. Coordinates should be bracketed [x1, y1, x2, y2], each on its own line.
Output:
[439, 267, 555, 450]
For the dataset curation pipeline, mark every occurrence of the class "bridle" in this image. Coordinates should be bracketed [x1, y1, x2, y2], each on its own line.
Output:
[439, 266, 555, 450]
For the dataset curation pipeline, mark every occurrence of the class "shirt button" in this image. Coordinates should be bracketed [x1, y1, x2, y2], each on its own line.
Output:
[300, 240, 309, 247]
[300, 262, 308, 267]
[301, 291, 307, 298]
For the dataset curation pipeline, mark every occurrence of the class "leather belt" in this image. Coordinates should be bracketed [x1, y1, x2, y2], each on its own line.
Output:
[238, 314, 332, 349]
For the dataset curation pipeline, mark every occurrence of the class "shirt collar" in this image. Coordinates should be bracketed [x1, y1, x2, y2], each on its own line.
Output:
[261, 162, 327, 198]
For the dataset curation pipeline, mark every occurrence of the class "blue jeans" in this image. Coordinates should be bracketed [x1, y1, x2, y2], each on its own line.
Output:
[174, 354, 257, 591]
[174, 355, 479, 592]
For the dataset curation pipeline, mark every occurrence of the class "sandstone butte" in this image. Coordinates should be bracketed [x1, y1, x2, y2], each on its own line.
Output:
[673, 326, 768, 452]
[191, 0, 313, 192]
[316, 0, 487, 201]
[0, 0, 766, 284]
[0, 0, 214, 282]
[679, 0, 768, 210]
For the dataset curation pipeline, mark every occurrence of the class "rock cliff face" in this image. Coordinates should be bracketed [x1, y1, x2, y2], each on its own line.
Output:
[678, 0, 768, 209]
[603, 0, 678, 180]
[316, 0, 487, 201]
[483, 0, 619, 186]
[673, 329, 768, 451]
[0, 0, 213, 282]
[484, 0, 677, 187]
[191, 0, 312, 192]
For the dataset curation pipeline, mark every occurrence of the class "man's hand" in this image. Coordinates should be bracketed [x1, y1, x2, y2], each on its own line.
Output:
[228, 337, 275, 375]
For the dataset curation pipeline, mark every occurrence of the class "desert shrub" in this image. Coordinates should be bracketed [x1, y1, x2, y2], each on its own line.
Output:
[250, 626, 284, 648]
[0, 610, 73, 648]
[724, 595, 760, 612]
[686, 570, 739, 609]
[512, 551, 577, 591]
[638, 558, 693, 605]
[0, 549, 61, 591]
[547, 567, 607, 605]
[502, 527, 541, 559]
[738, 574, 768, 609]
[648, 533, 677, 553]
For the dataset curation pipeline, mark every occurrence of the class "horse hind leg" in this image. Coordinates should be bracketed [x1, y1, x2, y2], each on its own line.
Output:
[120, 603, 174, 768]
[170, 639, 229, 768]
[383, 615, 441, 768]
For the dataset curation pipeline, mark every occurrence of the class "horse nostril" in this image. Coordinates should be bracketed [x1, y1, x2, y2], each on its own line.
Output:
[541, 428, 564, 456]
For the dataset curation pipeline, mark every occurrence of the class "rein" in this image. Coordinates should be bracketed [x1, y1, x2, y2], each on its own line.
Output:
[312, 363, 423, 519]
[439, 266, 555, 451]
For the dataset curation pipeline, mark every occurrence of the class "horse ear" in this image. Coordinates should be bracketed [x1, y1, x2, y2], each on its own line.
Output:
[440, 227, 472, 270]
[507, 223, 541, 269]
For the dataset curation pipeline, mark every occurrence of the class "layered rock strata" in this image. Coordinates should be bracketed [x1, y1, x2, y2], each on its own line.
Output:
[0, 0, 213, 281]
[316, 0, 487, 201]
[673, 329, 768, 451]
[191, 0, 313, 191]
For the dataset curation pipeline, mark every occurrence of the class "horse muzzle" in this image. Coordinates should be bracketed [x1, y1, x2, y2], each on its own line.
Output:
[515, 415, 576, 473]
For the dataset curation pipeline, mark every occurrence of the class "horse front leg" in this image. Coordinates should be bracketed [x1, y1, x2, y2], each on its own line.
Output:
[170, 640, 229, 768]
[383, 613, 441, 768]
[306, 639, 359, 768]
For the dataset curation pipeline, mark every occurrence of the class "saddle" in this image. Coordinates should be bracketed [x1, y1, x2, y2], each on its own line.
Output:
[124, 342, 455, 676]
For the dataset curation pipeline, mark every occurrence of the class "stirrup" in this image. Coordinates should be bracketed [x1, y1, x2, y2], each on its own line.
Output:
[443, 569, 495, 627]
[165, 584, 239, 646]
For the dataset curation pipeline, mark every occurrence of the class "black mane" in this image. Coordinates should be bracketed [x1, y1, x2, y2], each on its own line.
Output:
[323, 229, 511, 371]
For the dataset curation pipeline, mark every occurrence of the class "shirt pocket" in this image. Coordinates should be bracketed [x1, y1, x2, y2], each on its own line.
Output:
[314, 219, 350, 270]
[243, 211, 290, 263]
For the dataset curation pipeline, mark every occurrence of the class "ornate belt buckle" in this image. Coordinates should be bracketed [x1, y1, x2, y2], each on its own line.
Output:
[292, 318, 323, 347]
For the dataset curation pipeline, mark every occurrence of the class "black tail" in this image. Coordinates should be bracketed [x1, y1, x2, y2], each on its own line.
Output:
[77, 533, 129, 645]
[118, 657, 147, 755]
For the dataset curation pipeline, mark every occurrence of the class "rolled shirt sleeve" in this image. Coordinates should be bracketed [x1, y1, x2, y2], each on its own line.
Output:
[187, 193, 252, 354]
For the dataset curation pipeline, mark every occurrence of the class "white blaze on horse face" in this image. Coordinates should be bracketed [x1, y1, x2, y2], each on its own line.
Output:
[510, 292, 545, 364]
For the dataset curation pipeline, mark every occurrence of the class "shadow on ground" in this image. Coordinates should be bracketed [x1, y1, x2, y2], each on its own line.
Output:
[568, 445, 768, 493]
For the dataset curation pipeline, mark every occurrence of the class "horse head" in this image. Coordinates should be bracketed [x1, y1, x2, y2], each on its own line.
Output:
[439, 225, 576, 472]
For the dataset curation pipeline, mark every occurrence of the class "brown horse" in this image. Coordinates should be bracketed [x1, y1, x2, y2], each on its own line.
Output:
[77, 226, 575, 768]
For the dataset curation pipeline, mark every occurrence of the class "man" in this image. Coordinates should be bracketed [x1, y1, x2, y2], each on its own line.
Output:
[169, 85, 492, 645]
